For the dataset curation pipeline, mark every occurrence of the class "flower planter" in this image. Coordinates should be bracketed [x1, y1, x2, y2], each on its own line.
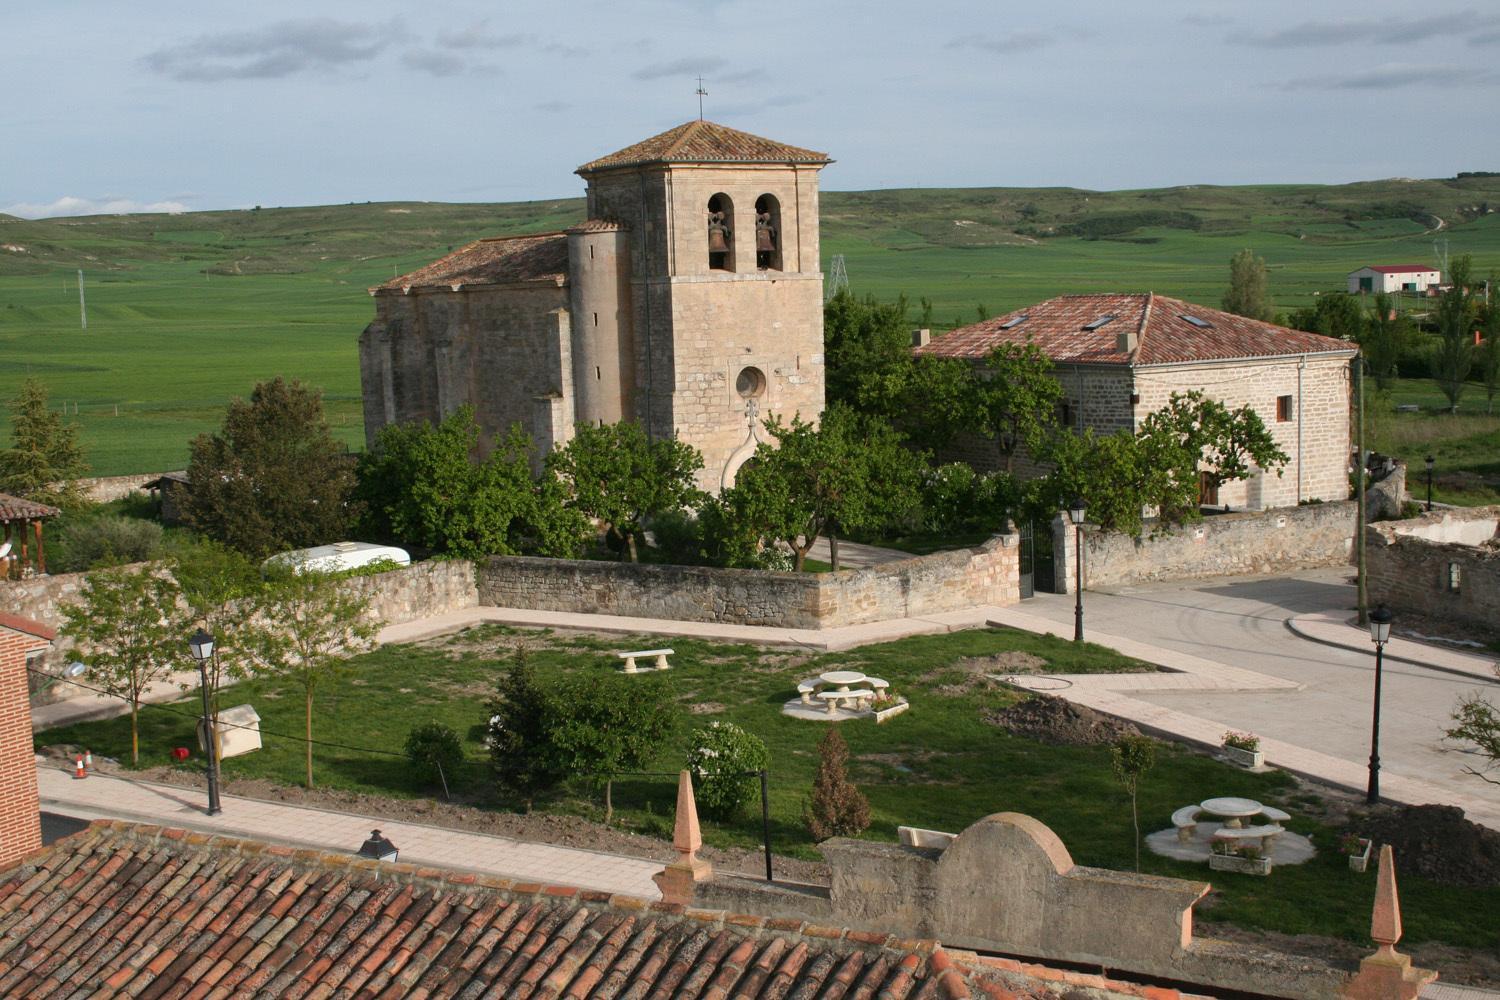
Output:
[1221, 744, 1264, 769]
[1209, 853, 1273, 876]
[874, 701, 910, 724]
[1347, 838, 1373, 873]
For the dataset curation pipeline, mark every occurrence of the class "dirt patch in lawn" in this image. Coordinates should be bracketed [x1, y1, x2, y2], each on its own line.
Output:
[1356, 804, 1500, 889]
[45, 755, 827, 884]
[687, 702, 726, 715]
[984, 693, 1141, 746]
[960, 651, 1048, 675]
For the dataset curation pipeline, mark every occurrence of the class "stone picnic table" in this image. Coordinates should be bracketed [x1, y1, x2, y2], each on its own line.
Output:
[797, 670, 890, 715]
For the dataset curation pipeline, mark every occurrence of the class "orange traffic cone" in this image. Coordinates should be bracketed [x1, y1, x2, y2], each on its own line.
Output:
[72, 756, 87, 779]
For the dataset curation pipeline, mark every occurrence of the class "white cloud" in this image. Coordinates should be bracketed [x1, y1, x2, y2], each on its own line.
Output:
[143, 18, 401, 81]
[2, 196, 191, 220]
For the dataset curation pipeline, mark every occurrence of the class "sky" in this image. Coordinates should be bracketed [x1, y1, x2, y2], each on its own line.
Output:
[5, 1, 1500, 219]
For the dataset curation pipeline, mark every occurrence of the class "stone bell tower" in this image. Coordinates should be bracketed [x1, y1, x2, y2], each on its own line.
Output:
[573, 120, 831, 490]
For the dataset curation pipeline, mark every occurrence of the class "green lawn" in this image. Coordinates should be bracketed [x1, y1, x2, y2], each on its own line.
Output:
[1366, 383, 1500, 506]
[36, 624, 1499, 951]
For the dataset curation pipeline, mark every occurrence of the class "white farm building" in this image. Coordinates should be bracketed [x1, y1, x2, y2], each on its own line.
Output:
[1347, 264, 1442, 295]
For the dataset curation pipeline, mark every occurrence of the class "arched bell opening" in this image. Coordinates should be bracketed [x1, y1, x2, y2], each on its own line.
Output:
[754, 194, 782, 271]
[707, 193, 735, 272]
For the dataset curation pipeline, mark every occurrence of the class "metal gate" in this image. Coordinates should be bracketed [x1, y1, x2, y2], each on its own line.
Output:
[1033, 520, 1057, 594]
[1019, 523, 1035, 599]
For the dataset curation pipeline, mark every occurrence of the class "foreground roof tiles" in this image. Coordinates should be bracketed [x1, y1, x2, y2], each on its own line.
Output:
[0, 822, 1082, 999]
[376, 233, 569, 293]
[0, 492, 60, 523]
[918, 293, 1357, 367]
[577, 120, 830, 173]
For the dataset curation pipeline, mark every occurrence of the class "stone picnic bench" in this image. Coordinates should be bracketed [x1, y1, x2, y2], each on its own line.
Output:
[797, 671, 890, 715]
[1173, 803, 1289, 842]
[618, 648, 673, 673]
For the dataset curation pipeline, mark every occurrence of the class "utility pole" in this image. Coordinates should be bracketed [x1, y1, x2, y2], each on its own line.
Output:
[77, 270, 87, 330]
[1354, 359, 1367, 626]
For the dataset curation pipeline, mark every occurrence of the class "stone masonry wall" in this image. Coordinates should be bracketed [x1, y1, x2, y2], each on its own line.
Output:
[1064, 500, 1356, 590]
[479, 534, 1020, 629]
[1366, 507, 1500, 631]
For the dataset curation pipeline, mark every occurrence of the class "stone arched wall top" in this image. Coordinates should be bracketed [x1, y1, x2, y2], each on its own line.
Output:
[939, 812, 1075, 878]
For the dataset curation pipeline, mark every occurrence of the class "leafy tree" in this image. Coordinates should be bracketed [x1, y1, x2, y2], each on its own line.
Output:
[60, 567, 184, 765]
[358, 407, 584, 558]
[971, 343, 1065, 473]
[1359, 293, 1418, 390]
[686, 721, 769, 820]
[548, 672, 676, 824]
[1447, 674, 1500, 786]
[1222, 249, 1274, 322]
[1478, 289, 1500, 415]
[1432, 255, 1478, 413]
[804, 727, 871, 840]
[1110, 734, 1157, 872]
[0, 377, 88, 507]
[732, 405, 924, 570]
[249, 568, 377, 788]
[1287, 292, 1364, 343]
[545, 421, 703, 562]
[1040, 429, 1165, 537]
[182, 377, 359, 558]
[822, 289, 914, 419]
[897, 356, 975, 452]
[486, 645, 568, 810]
[1136, 391, 1289, 523]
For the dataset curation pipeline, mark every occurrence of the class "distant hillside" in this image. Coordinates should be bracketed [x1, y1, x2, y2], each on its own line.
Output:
[4, 174, 1498, 281]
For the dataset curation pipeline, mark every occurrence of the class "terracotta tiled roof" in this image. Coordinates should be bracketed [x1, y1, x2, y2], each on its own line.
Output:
[0, 493, 59, 523]
[917, 293, 1357, 367]
[577, 120, 830, 173]
[375, 233, 569, 293]
[1362, 264, 1436, 274]
[0, 821, 1090, 1000]
[566, 218, 628, 234]
[0, 613, 55, 642]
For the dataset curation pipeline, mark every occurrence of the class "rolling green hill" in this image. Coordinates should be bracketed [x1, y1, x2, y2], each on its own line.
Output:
[4, 175, 1500, 474]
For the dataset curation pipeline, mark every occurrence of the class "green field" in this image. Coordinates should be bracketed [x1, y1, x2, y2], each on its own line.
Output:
[5, 175, 1500, 474]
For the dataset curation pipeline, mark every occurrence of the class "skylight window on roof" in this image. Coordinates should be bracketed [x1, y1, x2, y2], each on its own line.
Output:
[1180, 314, 1214, 328]
[1082, 315, 1117, 331]
[1000, 314, 1028, 329]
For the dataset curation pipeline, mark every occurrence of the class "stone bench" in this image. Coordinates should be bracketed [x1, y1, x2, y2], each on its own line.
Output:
[816, 689, 873, 715]
[1211, 823, 1284, 852]
[898, 825, 956, 850]
[1259, 806, 1290, 823]
[797, 678, 823, 704]
[618, 648, 674, 673]
[1171, 805, 1201, 842]
[868, 678, 890, 692]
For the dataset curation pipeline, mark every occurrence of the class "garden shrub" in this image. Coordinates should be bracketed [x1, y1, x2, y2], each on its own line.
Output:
[648, 508, 705, 565]
[51, 513, 165, 572]
[804, 727, 870, 840]
[686, 721, 769, 820]
[919, 464, 1017, 536]
[403, 722, 463, 786]
[486, 646, 567, 810]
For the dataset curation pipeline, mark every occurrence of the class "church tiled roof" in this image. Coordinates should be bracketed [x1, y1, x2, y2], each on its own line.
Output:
[0, 821, 1108, 999]
[375, 233, 569, 293]
[577, 120, 830, 173]
[918, 293, 1357, 367]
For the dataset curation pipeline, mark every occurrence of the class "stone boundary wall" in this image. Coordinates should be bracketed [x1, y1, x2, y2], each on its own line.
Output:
[1366, 506, 1500, 632]
[60, 473, 180, 503]
[479, 534, 1020, 629]
[1059, 501, 1357, 591]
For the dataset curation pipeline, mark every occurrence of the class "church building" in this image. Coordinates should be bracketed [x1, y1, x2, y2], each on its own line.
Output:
[358, 120, 831, 491]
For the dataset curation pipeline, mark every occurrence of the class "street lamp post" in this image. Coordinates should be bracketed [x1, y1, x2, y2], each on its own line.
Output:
[1365, 605, 1393, 804]
[1424, 455, 1435, 512]
[1068, 496, 1087, 643]
[187, 628, 222, 816]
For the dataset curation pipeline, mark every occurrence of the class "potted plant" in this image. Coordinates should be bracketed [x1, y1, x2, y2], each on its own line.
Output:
[1341, 832, 1374, 873]
[1221, 731, 1264, 769]
[1208, 839, 1273, 876]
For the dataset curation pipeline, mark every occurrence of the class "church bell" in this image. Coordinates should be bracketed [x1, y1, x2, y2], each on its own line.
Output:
[708, 226, 730, 253]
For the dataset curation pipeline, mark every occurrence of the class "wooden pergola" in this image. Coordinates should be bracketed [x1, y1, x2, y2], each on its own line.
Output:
[0, 493, 61, 579]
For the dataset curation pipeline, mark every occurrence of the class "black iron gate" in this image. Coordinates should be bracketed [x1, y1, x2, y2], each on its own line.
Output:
[1033, 520, 1056, 593]
[1019, 522, 1035, 599]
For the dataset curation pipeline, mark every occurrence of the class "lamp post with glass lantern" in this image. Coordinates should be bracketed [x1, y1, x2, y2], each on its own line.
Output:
[1365, 605, 1393, 804]
[1068, 497, 1087, 642]
[187, 628, 222, 816]
[1425, 455, 1435, 512]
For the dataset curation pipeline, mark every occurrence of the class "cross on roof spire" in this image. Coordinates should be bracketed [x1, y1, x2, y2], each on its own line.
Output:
[695, 76, 707, 120]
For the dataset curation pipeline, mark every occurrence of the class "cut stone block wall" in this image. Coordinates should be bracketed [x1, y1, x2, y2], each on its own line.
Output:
[1366, 507, 1500, 631]
[1057, 500, 1357, 591]
[479, 534, 1020, 628]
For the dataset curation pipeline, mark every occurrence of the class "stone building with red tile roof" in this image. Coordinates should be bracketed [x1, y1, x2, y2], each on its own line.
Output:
[359, 120, 831, 492]
[918, 293, 1359, 509]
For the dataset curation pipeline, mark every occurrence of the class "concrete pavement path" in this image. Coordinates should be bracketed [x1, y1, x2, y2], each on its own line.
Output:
[990, 568, 1500, 830]
[36, 762, 664, 899]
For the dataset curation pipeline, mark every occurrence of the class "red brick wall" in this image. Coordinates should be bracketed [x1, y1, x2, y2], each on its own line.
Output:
[0, 628, 45, 868]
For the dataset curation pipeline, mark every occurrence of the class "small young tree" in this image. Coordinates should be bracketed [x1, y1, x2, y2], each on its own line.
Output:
[805, 727, 870, 840]
[545, 421, 704, 562]
[182, 377, 359, 558]
[60, 567, 184, 765]
[249, 568, 377, 788]
[547, 673, 676, 823]
[486, 644, 567, 810]
[1432, 255, 1478, 414]
[0, 377, 89, 507]
[1111, 734, 1157, 872]
[685, 721, 770, 820]
[1447, 671, 1500, 785]
[1222, 249, 1274, 322]
[404, 722, 464, 791]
